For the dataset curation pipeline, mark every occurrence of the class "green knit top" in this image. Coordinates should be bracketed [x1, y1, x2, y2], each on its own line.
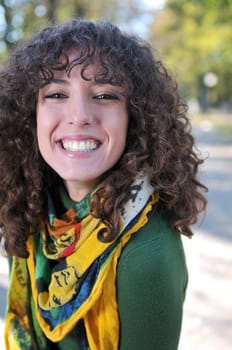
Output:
[117, 209, 188, 349]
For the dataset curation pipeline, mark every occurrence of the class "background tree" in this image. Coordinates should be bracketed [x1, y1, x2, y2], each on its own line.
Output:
[0, 0, 146, 61]
[149, 0, 232, 111]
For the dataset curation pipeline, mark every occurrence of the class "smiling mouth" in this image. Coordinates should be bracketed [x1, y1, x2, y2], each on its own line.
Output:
[61, 139, 99, 152]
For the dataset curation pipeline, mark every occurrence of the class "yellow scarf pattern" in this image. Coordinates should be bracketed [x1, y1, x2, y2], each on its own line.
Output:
[5, 176, 158, 350]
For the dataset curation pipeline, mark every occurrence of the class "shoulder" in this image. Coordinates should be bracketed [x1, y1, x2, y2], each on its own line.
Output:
[117, 207, 187, 282]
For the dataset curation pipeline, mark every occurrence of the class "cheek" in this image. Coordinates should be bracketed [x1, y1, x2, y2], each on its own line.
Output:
[119, 113, 129, 140]
[37, 109, 49, 130]
[36, 117, 46, 148]
[36, 107, 57, 137]
[36, 111, 54, 155]
[112, 109, 128, 132]
[36, 106, 45, 131]
[113, 114, 128, 152]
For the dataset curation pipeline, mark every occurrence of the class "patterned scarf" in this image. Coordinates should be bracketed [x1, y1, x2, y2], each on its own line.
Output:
[5, 176, 158, 350]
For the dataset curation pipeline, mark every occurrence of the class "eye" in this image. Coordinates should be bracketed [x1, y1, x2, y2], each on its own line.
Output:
[44, 92, 68, 99]
[94, 93, 119, 100]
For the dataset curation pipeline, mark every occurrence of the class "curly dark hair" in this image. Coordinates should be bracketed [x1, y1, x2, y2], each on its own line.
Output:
[0, 19, 207, 258]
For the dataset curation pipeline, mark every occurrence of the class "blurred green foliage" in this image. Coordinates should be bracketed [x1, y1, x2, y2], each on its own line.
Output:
[0, 0, 231, 110]
[149, 0, 232, 110]
[0, 0, 144, 59]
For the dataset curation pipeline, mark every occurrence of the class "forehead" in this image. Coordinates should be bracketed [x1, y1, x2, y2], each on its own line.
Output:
[40, 49, 129, 92]
[57, 50, 107, 78]
[52, 63, 99, 81]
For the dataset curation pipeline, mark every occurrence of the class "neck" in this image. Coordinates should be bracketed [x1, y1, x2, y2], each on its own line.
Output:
[64, 180, 96, 202]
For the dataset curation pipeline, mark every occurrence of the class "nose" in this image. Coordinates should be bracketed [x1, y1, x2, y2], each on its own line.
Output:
[67, 95, 93, 126]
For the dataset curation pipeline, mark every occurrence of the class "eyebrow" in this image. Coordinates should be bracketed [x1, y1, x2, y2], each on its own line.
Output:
[42, 78, 109, 87]
[42, 77, 124, 91]
[42, 78, 70, 87]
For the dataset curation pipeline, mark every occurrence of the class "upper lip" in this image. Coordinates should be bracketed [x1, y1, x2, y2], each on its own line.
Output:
[57, 134, 101, 143]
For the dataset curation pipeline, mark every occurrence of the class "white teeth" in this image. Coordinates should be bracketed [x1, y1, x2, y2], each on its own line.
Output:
[62, 140, 98, 152]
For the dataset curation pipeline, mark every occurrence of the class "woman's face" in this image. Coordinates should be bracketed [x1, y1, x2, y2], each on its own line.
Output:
[36, 58, 128, 201]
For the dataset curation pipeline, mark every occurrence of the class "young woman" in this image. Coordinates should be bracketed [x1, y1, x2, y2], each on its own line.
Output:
[0, 19, 207, 350]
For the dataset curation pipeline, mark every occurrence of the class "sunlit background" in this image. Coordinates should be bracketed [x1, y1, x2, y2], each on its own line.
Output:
[0, 1, 231, 349]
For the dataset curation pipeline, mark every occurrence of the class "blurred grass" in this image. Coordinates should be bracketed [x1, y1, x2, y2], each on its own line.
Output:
[193, 112, 232, 125]
[216, 124, 232, 137]
[190, 111, 232, 139]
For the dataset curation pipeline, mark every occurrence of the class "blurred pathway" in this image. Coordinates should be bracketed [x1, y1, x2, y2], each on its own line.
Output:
[0, 254, 8, 350]
[179, 117, 232, 349]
